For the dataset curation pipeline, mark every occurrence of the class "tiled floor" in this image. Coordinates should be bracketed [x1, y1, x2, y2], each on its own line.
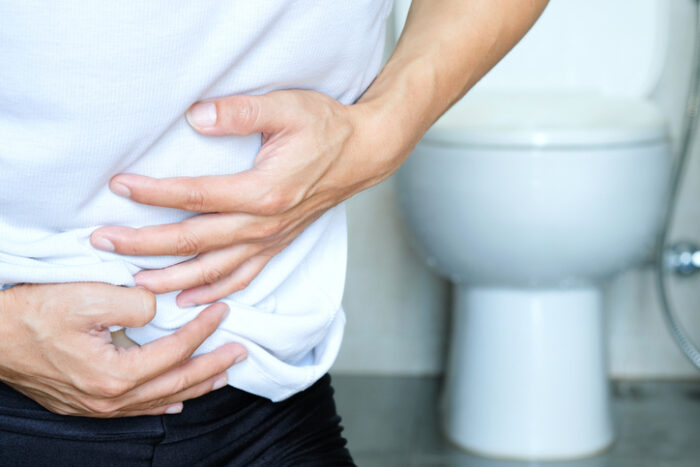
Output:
[332, 376, 700, 467]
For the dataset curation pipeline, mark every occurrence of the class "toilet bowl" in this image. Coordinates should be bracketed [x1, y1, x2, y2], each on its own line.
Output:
[397, 92, 669, 459]
[392, 0, 684, 459]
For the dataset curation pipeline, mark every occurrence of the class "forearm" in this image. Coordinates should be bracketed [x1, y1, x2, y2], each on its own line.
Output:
[355, 0, 548, 177]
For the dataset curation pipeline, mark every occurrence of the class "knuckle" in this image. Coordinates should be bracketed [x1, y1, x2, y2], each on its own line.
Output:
[140, 399, 166, 412]
[172, 373, 193, 393]
[173, 344, 196, 364]
[107, 378, 132, 398]
[45, 405, 71, 416]
[258, 190, 281, 215]
[171, 332, 199, 360]
[76, 377, 101, 396]
[82, 397, 118, 415]
[275, 218, 293, 239]
[254, 220, 278, 239]
[183, 187, 208, 212]
[198, 262, 228, 285]
[86, 377, 131, 399]
[259, 189, 292, 216]
[175, 231, 201, 257]
[236, 97, 260, 130]
[135, 288, 157, 322]
[230, 275, 253, 293]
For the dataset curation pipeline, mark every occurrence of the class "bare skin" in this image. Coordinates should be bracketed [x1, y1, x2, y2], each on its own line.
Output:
[1, 0, 547, 417]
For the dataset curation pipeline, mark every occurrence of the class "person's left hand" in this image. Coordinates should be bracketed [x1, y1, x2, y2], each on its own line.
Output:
[90, 90, 401, 307]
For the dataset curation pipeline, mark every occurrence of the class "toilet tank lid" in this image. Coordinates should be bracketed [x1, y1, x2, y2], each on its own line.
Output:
[423, 93, 669, 149]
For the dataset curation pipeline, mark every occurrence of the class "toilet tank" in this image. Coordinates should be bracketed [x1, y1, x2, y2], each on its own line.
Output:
[392, 0, 670, 98]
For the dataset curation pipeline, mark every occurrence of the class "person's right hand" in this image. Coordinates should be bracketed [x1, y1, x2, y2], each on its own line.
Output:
[0, 282, 246, 417]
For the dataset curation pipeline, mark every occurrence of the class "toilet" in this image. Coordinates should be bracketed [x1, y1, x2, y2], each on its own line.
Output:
[394, 0, 677, 460]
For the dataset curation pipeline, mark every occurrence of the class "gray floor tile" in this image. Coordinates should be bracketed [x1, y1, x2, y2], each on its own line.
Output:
[333, 375, 424, 454]
[332, 375, 700, 467]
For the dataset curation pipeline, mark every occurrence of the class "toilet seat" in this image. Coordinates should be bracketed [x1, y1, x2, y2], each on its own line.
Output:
[424, 92, 668, 149]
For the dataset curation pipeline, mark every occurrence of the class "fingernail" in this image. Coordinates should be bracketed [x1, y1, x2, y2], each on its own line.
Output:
[212, 375, 228, 391]
[176, 297, 196, 309]
[92, 237, 115, 252]
[186, 102, 217, 128]
[111, 182, 131, 198]
[165, 403, 183, 414]
[208, 302, 230, 319]
[132, 276, 147, 288]
[234, 353, 247, 364]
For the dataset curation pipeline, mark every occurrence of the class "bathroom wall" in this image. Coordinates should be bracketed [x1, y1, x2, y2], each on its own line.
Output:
[333, 0, 700, 379]
[607, 0, 700, 379]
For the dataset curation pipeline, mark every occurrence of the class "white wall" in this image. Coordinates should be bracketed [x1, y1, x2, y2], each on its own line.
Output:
[333, 0, 700, 379]
[334, 180, 450, 375]
[607, 0, 700, 379]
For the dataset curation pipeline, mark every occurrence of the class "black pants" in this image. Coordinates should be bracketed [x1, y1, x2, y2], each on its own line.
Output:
[0, 374, 354, 466]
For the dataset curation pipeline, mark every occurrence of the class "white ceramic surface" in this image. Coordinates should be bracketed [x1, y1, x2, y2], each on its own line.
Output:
[425, 93, 667, 148]
[444, 287, 613, 459]
[398, 137, 670, 288]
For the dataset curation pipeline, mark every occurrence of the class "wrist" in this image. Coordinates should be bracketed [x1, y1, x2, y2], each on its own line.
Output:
[345, 100, 406, 190]
[351, 57, 441, 180]
[351, 70, 432, 184]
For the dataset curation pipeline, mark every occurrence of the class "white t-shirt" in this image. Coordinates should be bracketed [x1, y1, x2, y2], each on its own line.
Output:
[0, 1, 392, 401]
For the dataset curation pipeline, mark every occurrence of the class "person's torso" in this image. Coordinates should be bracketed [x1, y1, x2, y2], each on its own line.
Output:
[0, 0, 390, 232]
[0, 0, 391, 400]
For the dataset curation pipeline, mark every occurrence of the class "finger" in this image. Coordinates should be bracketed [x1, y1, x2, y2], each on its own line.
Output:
[119, 302, 234, 385]
[118, 343, 244, 409]
[78, 284, 157, 329]
[21, 383, 185, 419]
[177, 253, 274, 306]
[170, 213, 317, 304]
[5, 385, 180, 419]
[152, 372, 229, 408]
[134, 244, 260, 295]
[107, 171, 272, 214]
[123, 372, 227, 415]
[90, 212, 276, 257]
[185, 93, 295, 137]
[103, 403, 185, 418]
[91, 213, 237, 257]
[48, 403, 180, 418]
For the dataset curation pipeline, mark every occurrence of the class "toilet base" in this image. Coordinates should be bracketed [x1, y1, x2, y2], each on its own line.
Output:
[444, 286, 614, 460]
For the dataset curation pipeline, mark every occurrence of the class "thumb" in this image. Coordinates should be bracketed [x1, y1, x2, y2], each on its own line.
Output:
[186, 94, 289, 137]
[91, 286, 157, 329]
